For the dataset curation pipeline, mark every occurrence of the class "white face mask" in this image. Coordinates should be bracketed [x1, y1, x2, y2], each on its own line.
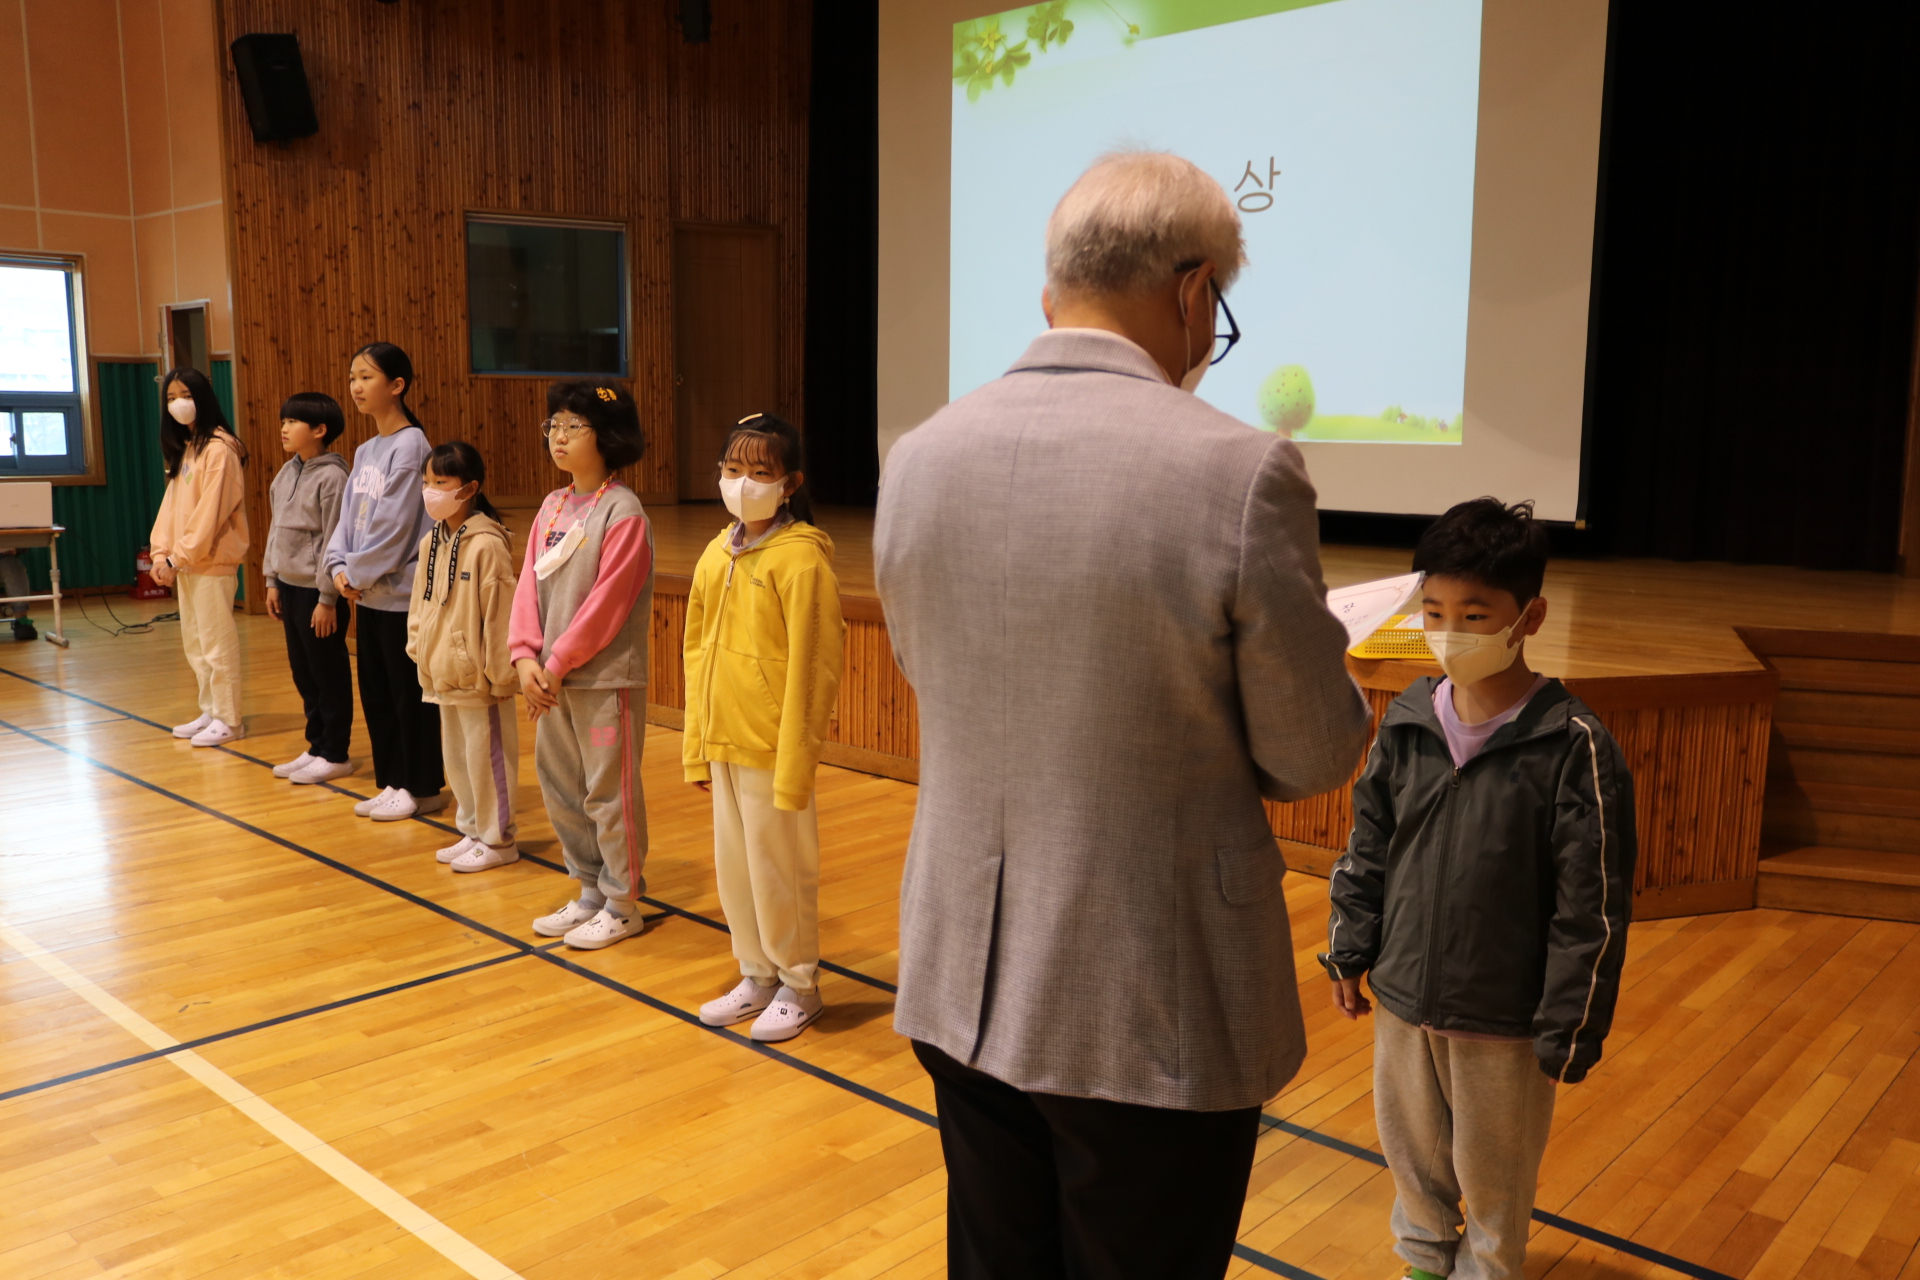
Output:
[167, 398, 196, 425]
[719, 474, 787, 522]
[1427, 610, 1529, 687]
[421, 483, 474, 524]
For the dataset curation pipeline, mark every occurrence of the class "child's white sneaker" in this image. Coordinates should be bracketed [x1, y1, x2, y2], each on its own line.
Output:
[290, 757, 354, 785]
[749, 986, 825, 1042]
[189, 719, 240, 747]
[700, 977, 779, 1027]
[436, 835, 477, 863]
[273, 751, 315, 778]
[353, 786, 396, 817]
[172, 712, 213, 739]
[532, 899, 602, 937]
[451, 843, 519, 873]
[369, 788, 419, 822]
[562, 908, 636, 950]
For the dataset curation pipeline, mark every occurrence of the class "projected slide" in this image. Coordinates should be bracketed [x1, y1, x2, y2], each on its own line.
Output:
[949, 0, 1482, 445]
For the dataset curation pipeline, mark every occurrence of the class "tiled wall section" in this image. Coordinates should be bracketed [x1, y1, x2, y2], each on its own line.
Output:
[0, 0, 229, 358]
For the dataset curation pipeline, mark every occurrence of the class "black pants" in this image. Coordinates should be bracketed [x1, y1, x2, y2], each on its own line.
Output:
[913, 1041, 1263, 1280]
[354, 605, 444, 797]
[278, 584, 354, 763]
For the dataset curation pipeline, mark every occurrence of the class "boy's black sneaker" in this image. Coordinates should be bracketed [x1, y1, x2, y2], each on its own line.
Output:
[11, 618, 35, 642]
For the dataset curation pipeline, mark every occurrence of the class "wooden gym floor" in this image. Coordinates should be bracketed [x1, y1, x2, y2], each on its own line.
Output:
[2, 600, 1919, 1280]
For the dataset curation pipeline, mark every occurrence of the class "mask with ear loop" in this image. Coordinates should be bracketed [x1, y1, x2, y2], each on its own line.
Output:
[1176, 269, 1211, 393]
[167, 398, 197, 426]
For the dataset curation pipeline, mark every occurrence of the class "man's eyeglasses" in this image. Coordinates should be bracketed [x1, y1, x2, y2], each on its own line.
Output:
[541, 418, 595, 442]
[1208, 280, 1240, 367]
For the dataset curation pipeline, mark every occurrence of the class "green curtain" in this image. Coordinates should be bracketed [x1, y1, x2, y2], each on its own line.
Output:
[19, 358, 235, 596]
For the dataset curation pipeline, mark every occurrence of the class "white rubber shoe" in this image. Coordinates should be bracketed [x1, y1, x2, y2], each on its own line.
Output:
[290, 758, 355, 786]
[189, 719, 240, 747]
[532, 900, 602, 937]
[436, 835, 477, 864]
[451, 843, 519, 873]
[172, 712, 213, 739]
[273, 752, 315, 778]
[353, 787, 396, 818]
[368, 788, 419, 822]
[562, 908, 636, 950]
[749, 986, 825, 1042]
[700, 977, 779, 1027]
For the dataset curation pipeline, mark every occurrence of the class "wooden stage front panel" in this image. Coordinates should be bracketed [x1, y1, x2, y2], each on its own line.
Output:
[611, 503, 1867, 920]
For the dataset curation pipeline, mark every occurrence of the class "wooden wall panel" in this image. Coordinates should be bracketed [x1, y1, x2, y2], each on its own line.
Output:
[214, 0, 811, 601]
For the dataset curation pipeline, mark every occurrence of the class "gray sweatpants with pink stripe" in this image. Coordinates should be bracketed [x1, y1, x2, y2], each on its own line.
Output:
[440, 701, 519, 849]
[535, 685, 649, 908]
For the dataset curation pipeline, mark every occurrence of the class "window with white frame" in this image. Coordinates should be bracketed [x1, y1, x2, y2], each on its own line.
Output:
[0, 257, 88, 477]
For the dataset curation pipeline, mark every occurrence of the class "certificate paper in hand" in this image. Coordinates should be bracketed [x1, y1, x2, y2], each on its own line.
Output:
[1326, 572, 1424, 651]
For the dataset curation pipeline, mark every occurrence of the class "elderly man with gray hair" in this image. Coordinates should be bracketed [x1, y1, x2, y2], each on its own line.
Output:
[875, 151, 1371, 1277]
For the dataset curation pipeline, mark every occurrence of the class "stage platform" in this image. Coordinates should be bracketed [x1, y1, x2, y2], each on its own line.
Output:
[503, 501, 1920, 924]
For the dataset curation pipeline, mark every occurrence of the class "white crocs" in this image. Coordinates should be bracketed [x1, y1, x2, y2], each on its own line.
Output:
[368, 788, 419, 822]
[189, 719, 240, 747]
[353, 786, 395, 817]
[290, 757, 354, 786]
[172, 712, 212, 739]
[273, 751, 315, 778]
[749, 986, 825, 1043]
[562, 908, 637, 951]
[436, 835, 477, 864]
[532, 899, 602, 938]
[450, 843, 519, 874]
[700, 977, 779, 1027]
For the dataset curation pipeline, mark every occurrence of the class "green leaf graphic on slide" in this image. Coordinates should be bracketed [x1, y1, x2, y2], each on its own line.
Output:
[953, 3, 1071, 99]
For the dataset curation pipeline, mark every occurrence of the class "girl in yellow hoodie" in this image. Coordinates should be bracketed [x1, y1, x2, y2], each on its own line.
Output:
[150, 367, 250, 747]
[686, 414, 845, 1043]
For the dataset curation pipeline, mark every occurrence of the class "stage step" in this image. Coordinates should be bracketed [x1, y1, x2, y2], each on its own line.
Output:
[1738, 627, 1920, 923]
[1757, 846, 1920, 921]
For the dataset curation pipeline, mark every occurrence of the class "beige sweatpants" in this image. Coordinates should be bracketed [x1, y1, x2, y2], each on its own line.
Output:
[1374, 1005, 1557, 1280]
[535, 686, 648, 908]
[440, 701, 519, 849]
[175, 572, 242, 727]
[711, 761, 820, 993]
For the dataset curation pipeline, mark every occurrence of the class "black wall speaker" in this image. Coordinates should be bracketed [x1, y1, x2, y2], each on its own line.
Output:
[230, 33, 319, 143]
[680, 0, 711, 43]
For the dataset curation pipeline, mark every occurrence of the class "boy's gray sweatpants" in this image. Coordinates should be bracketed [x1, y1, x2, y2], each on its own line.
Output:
[1374, 1005, 1556, 1280]
[534, 685, 648, 909]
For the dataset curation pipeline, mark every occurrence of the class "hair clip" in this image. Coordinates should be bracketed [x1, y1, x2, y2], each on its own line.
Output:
[736, 412, 764, 425]
[596, 387, 617, 402]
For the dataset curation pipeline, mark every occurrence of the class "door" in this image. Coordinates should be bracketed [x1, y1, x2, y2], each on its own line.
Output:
[673, 226, 777, 502]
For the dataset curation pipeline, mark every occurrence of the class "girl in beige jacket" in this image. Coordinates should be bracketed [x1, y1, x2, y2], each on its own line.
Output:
[405, 442, 522, 870]
[151, 367, 250, 747]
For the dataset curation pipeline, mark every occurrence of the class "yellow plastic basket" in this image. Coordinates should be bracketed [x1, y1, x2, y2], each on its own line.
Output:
[1348, 615, 1435, 661]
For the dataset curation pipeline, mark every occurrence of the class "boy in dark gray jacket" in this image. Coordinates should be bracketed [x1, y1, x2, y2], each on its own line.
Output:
[1321, 498, 1636, 1280]
[262, 393, 354, 785]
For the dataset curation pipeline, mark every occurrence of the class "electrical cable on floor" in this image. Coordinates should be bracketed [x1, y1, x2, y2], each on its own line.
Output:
[77, 590, 155, 637]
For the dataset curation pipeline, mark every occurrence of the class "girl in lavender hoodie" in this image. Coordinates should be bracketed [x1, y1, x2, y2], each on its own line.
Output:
[325, 342, 446, 822]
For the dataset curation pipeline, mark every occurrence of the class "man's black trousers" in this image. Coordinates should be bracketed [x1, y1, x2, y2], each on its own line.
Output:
[913, 1040, 1263, 1280]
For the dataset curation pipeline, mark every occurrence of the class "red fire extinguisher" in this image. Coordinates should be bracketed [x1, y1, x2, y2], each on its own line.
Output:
[132, 545, 172, 600]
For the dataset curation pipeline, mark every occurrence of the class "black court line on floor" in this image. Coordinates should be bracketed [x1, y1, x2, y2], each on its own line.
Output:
[0, 676, 1739, 1280]
[0, 665, 899, 996]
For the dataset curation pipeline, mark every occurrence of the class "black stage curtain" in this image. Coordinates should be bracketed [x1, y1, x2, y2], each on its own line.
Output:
[1584, 2, 1920, 570]
[803, 0, 881, 507]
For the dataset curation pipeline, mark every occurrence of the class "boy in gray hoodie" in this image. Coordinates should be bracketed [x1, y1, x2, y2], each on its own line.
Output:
[263, 393, 354, 785]
[1322, 499, 1636, 1280]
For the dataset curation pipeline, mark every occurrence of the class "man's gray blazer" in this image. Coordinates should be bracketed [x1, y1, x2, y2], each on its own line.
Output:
[875, 329, 1372, 1112]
